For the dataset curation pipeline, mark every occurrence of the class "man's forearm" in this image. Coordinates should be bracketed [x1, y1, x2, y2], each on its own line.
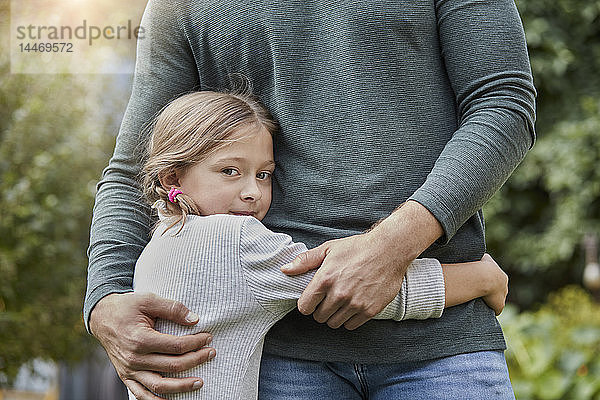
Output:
[367, 200, 443, 271]
[84, 181, 152, 332]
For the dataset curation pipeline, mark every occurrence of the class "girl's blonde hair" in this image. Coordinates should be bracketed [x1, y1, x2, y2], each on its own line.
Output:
[141, 90, 278, 232]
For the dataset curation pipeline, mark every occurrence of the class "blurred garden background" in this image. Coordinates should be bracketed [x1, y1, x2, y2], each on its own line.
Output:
[1, 0, 599, 398]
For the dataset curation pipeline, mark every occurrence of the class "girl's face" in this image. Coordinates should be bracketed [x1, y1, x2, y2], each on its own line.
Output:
[177, 126, 275, 221]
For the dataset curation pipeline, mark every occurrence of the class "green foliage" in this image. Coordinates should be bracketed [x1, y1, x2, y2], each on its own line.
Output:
[501, 286, 600, 400]
[0, 72, 90, 382]
[484, 0, 600, 307]
[517, 0, 600, 107]
[0, 3, 127, 382]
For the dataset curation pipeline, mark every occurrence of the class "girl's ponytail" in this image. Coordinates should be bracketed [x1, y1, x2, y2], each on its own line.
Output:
[147, 179, 201, 234]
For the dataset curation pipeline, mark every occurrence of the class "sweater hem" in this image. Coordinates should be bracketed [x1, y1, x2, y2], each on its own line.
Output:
[262, 334, 506, 364]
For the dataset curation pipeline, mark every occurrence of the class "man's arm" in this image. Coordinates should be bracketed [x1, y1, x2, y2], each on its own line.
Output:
[409, 0, 536, 242]
[282, 204, 510, 327]
[282, 200, 443, 330]
[84, 1, 214, 398]
[283, 0, 535, 329]
[239, 216, 445, 322]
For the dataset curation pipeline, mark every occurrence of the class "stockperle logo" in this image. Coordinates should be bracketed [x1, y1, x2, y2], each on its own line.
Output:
[10, 0, 147, 74]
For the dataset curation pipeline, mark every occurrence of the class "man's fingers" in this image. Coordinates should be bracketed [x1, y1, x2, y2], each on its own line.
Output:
[297, 283, 327, 315]
[325, 307, 358, 329]
[138, 293, 199, 326]
[281, 243, 329, 275]
[343, 314, 370, 331]
[132, 347, 216, 373]
[140, 330, 213, 355]
[132, 371, 204, 395]
[311, 295, 345, 324]
[124, 377, 165, 400]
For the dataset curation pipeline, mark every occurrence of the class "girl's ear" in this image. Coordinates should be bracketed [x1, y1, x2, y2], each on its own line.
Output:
[158, 170, 182, 191]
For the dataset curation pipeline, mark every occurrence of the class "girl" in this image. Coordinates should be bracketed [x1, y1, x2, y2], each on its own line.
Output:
[131, 91, 508, 400]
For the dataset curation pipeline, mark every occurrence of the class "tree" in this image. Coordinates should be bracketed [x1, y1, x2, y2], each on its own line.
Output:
[484, 0, 600, 307]
[0, 3, 131, 383]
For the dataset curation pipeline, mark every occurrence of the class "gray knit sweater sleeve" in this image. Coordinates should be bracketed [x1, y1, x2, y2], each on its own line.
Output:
[409, 0, 536, 242]
[239, 217, 445, 321]
[83, 0, 198, 331]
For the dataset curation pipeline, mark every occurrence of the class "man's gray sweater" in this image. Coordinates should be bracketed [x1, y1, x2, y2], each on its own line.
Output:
[85, 0, 536, 363]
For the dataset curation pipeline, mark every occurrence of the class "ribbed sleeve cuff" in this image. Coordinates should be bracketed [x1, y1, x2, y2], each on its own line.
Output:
[403, 258, 445, 320]
[373, 279, 408, 321]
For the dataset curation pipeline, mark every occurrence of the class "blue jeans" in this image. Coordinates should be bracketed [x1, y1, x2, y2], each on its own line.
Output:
[258, 350, 515, 399]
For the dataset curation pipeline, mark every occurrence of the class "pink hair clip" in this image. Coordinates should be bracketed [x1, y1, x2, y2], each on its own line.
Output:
[168, 187, 183, 203]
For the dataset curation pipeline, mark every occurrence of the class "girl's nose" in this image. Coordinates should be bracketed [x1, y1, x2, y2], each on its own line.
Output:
[240, 179, 262, 202]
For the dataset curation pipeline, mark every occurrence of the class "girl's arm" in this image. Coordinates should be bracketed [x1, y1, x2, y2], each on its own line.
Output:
[443, 253, 508, 315]
[240, 217, 507, 321]
[239, 217, 443, 321]
[372, 253, 509, 321]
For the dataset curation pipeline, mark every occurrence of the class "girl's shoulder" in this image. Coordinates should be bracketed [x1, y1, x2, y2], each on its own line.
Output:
[186, 214, 284, 246]
[155, 213, 260, 239]
[187, 213, 256, 228]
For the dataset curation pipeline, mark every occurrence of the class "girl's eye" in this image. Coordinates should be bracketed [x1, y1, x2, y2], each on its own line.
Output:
[222, 168, 239, 176]
[257, 171, 272, 180]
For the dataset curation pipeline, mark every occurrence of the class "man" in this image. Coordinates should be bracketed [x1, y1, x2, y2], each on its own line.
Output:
[85, 0, 535, 398]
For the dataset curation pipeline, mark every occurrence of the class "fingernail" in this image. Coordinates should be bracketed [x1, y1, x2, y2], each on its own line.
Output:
[185, 311, 199, 323]
[206, 336, 212, 346]
[192, 380, 203, 390]
[281, 263, 292, 271]
[209, 350, 216, 360]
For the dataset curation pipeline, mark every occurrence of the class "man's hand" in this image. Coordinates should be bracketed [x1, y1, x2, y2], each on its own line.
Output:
[283, 233, 410, 330]
[89, 292, 215, 400]
[282, 200, 444, 330]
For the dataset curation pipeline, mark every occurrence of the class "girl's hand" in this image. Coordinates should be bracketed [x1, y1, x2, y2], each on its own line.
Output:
[480, 253, 509, 315]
